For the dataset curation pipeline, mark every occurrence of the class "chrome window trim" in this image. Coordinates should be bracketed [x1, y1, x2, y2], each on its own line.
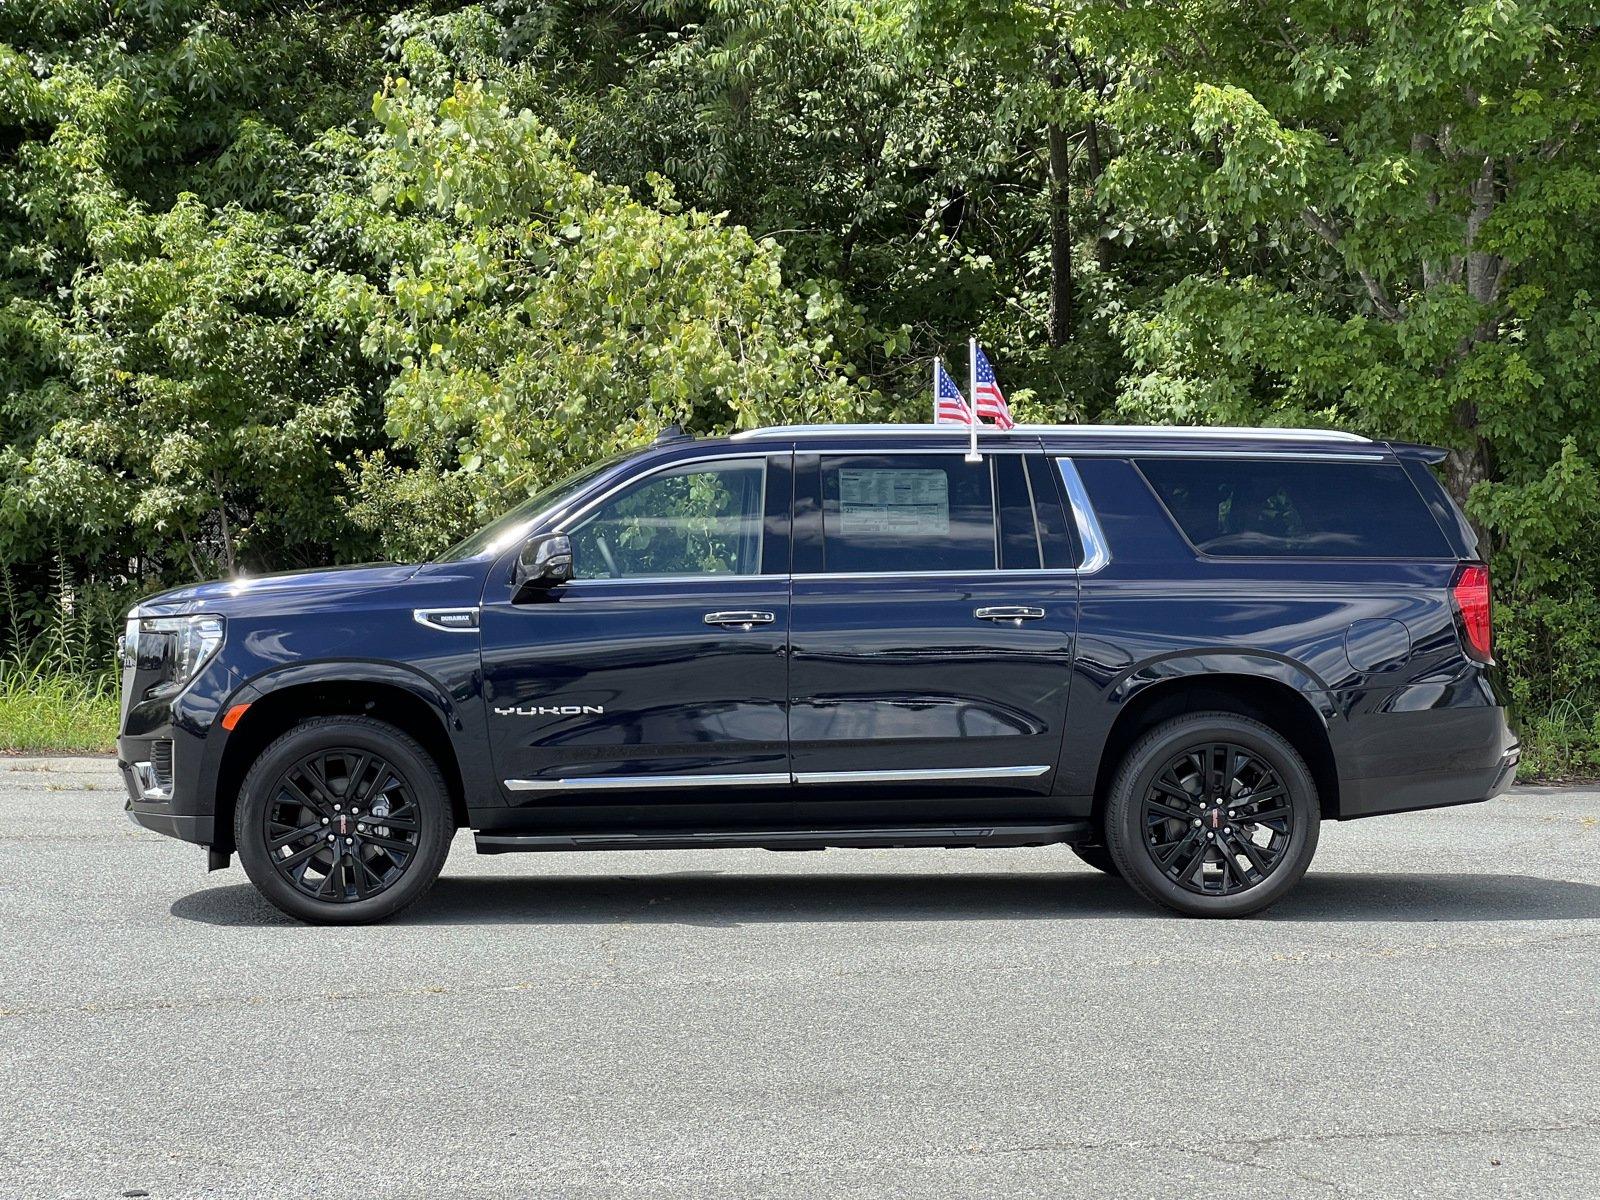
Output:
[791, 765, 1051, 785]
[505, 773, 791, 792]
[794, 568, 1079, 582]
[560, 575, 789, 588]
[1055, 458, 1111, 574]
[504, 765, 1051, 791]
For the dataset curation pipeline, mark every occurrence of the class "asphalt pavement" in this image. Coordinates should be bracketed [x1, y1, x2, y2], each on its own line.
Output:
[2, 756, 1598, 1199]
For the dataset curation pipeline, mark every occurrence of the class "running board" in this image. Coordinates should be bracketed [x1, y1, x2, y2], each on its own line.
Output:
[474, 822, 1090, 854]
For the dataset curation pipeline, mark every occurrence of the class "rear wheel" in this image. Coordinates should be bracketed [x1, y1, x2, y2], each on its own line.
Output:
[1105, 712, 1319, 918]
[235, 716, 453, 924]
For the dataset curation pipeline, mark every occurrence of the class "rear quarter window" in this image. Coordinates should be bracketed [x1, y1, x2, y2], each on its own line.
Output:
[1136, 458, 1452, 559]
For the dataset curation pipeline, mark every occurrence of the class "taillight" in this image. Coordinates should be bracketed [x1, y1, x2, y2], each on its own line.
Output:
[1450, 562, 1493, 663]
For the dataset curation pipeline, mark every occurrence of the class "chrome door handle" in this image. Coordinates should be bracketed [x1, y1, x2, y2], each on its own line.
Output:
[975, 606, 1045, 622]
[704, 610, 776, 628]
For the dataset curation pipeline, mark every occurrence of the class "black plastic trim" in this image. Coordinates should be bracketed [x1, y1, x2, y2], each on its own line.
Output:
[474, 822, 1091, 853]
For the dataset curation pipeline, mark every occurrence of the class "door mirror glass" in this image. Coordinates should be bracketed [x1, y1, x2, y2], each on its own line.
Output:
[513, 533, 574, 590]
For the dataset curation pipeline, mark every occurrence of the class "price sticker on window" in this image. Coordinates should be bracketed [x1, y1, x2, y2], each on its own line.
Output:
[836, 468, 951, 536]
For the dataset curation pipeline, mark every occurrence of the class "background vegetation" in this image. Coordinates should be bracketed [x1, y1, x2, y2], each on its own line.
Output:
[2, 0, 1596, 772]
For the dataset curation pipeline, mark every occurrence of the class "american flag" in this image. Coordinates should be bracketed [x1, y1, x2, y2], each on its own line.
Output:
[972, 345, 1014, 429]
[933, 358, 973, 425]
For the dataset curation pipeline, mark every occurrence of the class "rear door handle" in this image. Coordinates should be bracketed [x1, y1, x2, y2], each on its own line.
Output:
[975, 606, 1045, 622]
[704, 610, 776, 628]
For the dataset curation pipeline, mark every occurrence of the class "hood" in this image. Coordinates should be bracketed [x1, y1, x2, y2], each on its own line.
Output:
[134, 562, 424, 615]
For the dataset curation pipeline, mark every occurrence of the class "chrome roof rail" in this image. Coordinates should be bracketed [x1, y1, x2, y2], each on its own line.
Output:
[729, 423, 1371, 443]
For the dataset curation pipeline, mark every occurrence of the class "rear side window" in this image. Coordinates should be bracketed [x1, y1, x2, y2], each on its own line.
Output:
[819, 455, 995, 572]
[1137, 458, 1452, 558]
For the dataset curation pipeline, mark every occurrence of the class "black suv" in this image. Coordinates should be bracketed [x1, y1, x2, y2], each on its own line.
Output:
[119, 424, 1518, 923]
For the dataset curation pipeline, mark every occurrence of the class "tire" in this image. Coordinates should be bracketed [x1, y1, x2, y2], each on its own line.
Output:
[235, 716, 454, 925]
[1069, 842, 1122, 876]
[1105, 712, 1320, 918]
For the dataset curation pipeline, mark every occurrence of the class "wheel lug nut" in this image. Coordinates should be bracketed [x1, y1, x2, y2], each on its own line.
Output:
[321, 818, 329, 825]
[345, 837, 354, 845]
[334, 804, 341, 812]
[326, 834, 335, 842]
[1205, 832, 1214, 840]
[1192, 818, 1201, 827]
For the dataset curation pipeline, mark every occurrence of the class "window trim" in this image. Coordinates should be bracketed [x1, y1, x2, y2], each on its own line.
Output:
[1132, 456, 1459, 564]
[558, 451, 785, 584]
[538, 447, 1114, 585]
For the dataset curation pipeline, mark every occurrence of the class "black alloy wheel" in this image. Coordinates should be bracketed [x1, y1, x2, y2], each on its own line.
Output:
[236, 716, 453, 924]
[263, 749, 421, 904]
[1105, 712, 1319, 918]
[1140, 742, 1292, 896]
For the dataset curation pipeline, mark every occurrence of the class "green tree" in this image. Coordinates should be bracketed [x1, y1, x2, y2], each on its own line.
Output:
[333, 78, 880, 558]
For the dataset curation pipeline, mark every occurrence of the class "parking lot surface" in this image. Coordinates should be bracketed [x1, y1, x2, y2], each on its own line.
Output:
[2, 757, 1598, 1198]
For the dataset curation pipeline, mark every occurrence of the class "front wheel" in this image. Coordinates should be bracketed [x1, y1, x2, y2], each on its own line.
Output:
[1105, 712, 1319, 918]
[235, 716, 453, 925]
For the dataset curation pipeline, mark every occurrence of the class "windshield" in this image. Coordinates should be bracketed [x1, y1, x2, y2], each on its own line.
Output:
[434, 451, 634, 562]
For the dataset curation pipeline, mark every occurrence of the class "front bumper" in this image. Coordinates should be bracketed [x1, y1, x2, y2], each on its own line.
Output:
[118, 727, 217, 847]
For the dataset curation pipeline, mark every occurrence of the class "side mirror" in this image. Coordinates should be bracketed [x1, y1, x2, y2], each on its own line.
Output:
[512, 533, 573, 594]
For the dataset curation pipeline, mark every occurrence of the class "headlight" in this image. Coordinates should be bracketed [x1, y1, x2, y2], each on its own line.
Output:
[132, 615, 225, 691]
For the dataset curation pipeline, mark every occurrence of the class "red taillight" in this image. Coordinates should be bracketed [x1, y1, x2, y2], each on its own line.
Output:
[1450, 563, 1493, 663]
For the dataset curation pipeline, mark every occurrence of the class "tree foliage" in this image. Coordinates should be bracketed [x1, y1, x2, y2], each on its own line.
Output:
[2, 0, 1598, 766]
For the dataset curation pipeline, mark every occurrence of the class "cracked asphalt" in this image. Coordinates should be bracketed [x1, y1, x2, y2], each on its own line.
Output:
[2, 756, 1598, 1199]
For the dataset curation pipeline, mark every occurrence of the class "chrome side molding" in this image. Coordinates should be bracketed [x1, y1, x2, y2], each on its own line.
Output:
[504, 765, 1052, 791]
[504, 773, 792, 792]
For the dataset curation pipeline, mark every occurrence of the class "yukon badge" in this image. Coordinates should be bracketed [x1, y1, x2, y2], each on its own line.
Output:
[495, 704, 605, 717]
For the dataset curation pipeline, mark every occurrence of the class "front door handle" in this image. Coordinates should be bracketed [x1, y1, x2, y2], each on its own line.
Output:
[975, 605, 1045, 622]
[704, 610, 776, 628]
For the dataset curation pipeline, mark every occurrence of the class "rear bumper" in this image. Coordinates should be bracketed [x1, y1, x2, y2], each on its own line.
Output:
[1334, 699, 1519, 820]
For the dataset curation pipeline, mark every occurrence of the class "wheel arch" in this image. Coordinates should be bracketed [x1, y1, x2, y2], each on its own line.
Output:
[1090, 664, 1340, 829]
[211, 664, 469, 853]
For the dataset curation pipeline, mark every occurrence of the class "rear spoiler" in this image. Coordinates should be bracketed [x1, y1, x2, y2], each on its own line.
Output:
[1383, 441, 1450, 465]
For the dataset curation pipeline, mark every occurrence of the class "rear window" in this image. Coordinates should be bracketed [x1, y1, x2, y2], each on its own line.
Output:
[1137, 459, 1452, 558]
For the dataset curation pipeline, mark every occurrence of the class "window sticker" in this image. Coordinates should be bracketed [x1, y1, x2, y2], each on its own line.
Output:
[836, 468, 951, 537]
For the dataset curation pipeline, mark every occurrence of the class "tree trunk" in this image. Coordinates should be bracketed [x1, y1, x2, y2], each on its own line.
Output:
[1084, 119, 1112, 272]
[1047, 119, 1073, 347]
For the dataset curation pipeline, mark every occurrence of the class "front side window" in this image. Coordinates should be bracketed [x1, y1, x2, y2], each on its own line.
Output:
[819, 455, 996, 573]
[1137, 458, 1453, 558]
[569, 458, 767, 579]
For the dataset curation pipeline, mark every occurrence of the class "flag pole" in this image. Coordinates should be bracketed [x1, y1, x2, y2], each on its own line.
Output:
[965, 337, 981, 462]
[932, 355, 939, 424]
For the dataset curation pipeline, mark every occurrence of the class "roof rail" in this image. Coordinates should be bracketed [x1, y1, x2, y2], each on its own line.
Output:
[729, 423, 1371, 443]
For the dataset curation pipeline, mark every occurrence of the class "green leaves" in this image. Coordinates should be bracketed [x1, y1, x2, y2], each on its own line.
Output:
[338, 77, 875, 557]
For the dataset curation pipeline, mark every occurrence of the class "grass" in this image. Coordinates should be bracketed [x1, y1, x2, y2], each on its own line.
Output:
[0, 661, 119, 755]
[1517, 702, 1600, 783]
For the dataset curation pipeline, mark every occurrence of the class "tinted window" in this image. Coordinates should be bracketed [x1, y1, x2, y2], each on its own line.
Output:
[570, 459, 767, 578]
[996, 455, 1042, 570]
[1138, 458, 1452, 558]
[820, 455, 995, 573]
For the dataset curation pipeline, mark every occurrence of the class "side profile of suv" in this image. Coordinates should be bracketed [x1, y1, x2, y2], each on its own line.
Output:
[119, 424, 1519, 923]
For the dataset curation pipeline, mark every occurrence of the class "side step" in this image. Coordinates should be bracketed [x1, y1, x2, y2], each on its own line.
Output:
[474, 822, 1090, 854]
